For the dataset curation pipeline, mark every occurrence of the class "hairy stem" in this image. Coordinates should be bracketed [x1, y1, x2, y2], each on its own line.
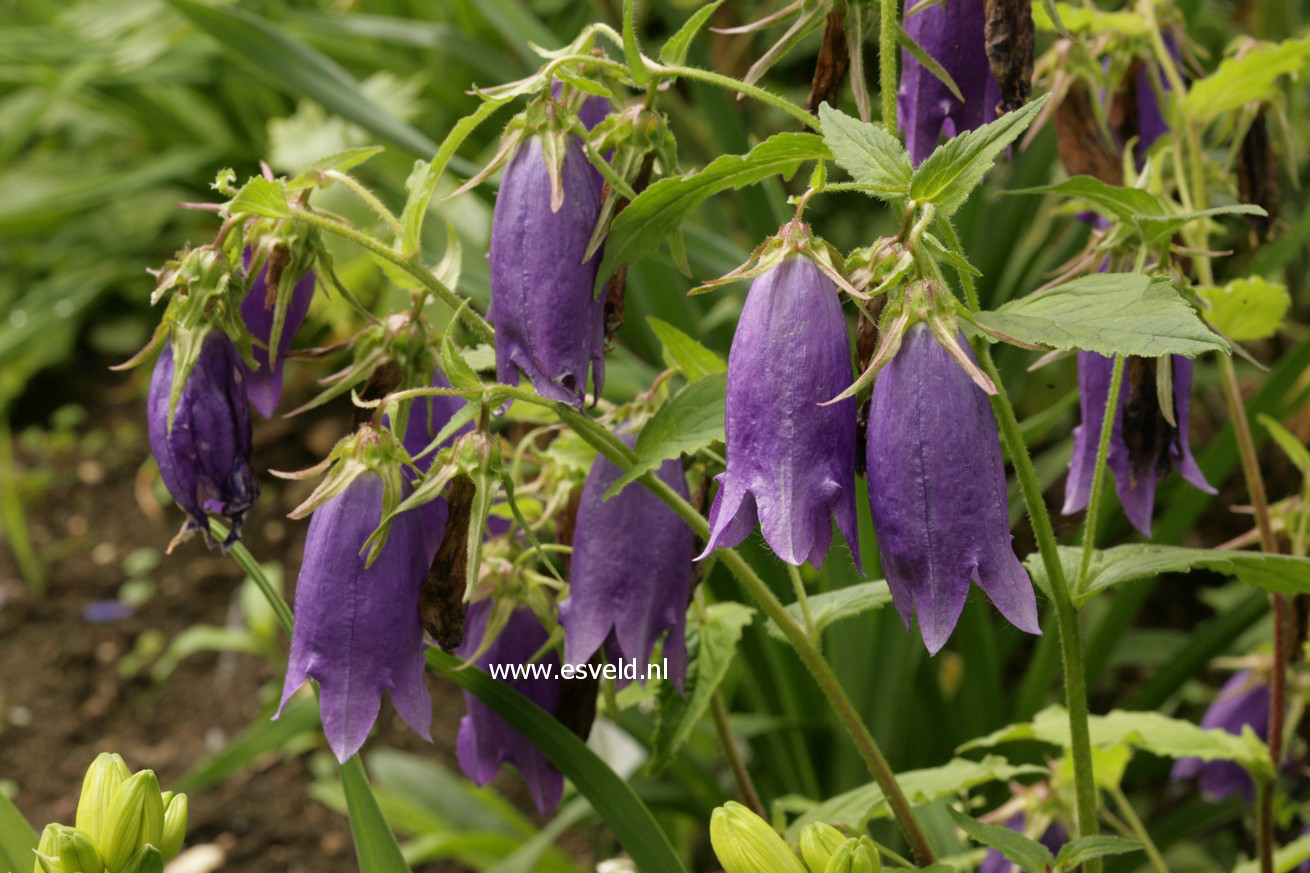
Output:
[1078, 355, 1126, 591]
[788, 564, 819, 643]
[711, 691, 764, 816]
[653, 64, 821, 129]
[878, 0, 899, 135]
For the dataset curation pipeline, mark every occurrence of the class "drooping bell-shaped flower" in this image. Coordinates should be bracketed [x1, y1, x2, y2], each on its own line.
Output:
[699, 254, 861, 570]
[457, 600, 564, 815]
[899, 0, 1001, 164]
[147, 333, 258, 546]
[561, 436, 695, 689]
[277, 473, 432, 762]
[392, 368, 472, 557]
[489, 134, 606, 408]
[1063, 353, 1214, 537]
[979, 815, 1067, 873]
[867, 323, 1040, 653]
[239, 257, 314, 418]
[1170, 670, 1269, 801]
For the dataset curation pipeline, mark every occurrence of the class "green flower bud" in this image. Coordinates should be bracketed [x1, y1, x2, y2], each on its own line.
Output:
[34, 824, 62, 873]
[160, 793, 187, 859]
[709, 802, 807, 873]
[100, 771, 164, 873]
[800, 822, 847, 873]
[823, 837, 882, 873]
[58, 828, 105, 873]
[117, 847, 163, 873]
[75, 754, 131, 846]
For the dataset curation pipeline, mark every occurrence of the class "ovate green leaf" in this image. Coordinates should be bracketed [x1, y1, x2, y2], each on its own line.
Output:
[1055, 836, 1143, 870]
[1199, 276, 1290, 342]
[817, 103, 912, 198]
[604, 372, 725, 498]
[647, 316, 725, 382]
[228, 177, 293, 219]
[659, 0, 726, 66]
[764, 580, 893, 641]
[946, 808, 1055, 873]
[1184, 36, 1310, 123]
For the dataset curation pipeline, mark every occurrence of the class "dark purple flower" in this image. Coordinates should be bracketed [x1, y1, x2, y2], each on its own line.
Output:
[489, 135, 606, 408]
[979, 815, 1068, 873]
[899, 0, 1001, 164]
[457, 600, 564, 815]
[551, 80, 612, 131]
[561, 436, 695, 689]
[277, 474, 431, 762]
[1171, 670, 1269, 801]
[391, 368, 472, 557]
[148, 333, 258, 546]
[239, 256, 315, 418]
[1111, 35, 1178, 166]
[867, 324, 1039, 654]
[699, 255, 861, 570]
[1063, 353, 1214, 537]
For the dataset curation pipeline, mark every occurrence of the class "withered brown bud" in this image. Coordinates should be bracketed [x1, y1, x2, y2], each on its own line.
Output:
[419, 474, 475, 650]
[1057, 80, 1124, 185]
[353, 359, 404, 429]
[806, 4, 851, 115]
[554, 658, 600, 740]
[983, 0, 1034, 114]
[1236, 110, 1279, 239]
[1122, 356, 1175, 481]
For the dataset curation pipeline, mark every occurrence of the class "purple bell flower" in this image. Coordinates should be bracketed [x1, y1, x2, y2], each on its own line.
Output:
[457, 600, 565, 815]
[979, 815, 1067, 873]
[899, 0, 1001, 164]
[238, 256, 315, 418]
[561, 436, 695, 689]
[1063, 353, 1214, 537]
[147, 333, 258, 546]
[550, 80, 611, 131]
[1171, 670, 1269, 801]
[867, 324, 1040, 654]
[489, 134, 606, 408]
[698, 255, 861, 570]
[392, 368, 472, 557]
[277, 474, 432, 762]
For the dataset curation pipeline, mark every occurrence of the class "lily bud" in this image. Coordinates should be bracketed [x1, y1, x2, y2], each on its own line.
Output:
[562, 435, 695, 689]
[277, 472, 432, 762]
[75, 753, 130, 847]
[159, 792, 187, 860]
[699, 254, 861, 570]
[799, 822, 846, 873]
[489, 133, 606, 408]
[709, 802, 807, 873]
[34, 824, 61, 873]
[117, 847, 163, 873]
[147, 333, 258, 547]
[867, 324, 1039, 653]
[99, 770, 163, 873]
[823, 837, 882, 873]
[57, 828, 104, 873]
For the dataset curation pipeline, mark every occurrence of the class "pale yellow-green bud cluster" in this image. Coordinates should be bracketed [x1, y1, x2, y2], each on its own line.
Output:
[32, 753, 187, 873]
[709, 811, 886, 873]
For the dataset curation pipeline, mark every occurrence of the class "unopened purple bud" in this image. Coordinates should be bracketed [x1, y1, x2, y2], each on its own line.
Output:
[147, 333, 258, 546]
[239, 255, 315, 418]
[562, 436, 695, 689]
[551, 80, 612, 131]
[1170, 670, 1269, 801]
[699, 255, 861, 570]
[489, 135, 606, 408]
[1063, 353, 1214, 537]
[457, 600, 564, 815]
[867, 324, 1039, 654]
[899, 0, 1002, 164]
[277, 474, 432, 762]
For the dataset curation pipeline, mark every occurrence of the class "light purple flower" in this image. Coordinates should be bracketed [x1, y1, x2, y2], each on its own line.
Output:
[457, 600, 564, 815]
[1171, 670, 1269, 801]
[277, 474, 432, 762]
[489, 135, 606, 408]
[699, 255, 861, 570]
[561, 436, 695, 689]
[238, 255, 315, 418]
[147, 333, 258, 546]
[867, 324, 1039, 654]
[899, 0, 1001, 164]
[979, 815, 1068, 873]
[1063, 353, 1214, 537]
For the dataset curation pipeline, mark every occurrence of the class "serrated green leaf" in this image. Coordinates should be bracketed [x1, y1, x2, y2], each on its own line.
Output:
[649, 602, 756, 770]
[909, 95, 1048, 216]
[1024, 543, 1310, 604]
[1032, 2, 1147, 37]
[1055, 835, 1143, 870]
[764, 580, 893, 641]
[1257, 414, 1310, 475]
[975, 273, 1226, 358]
[946, 807, 1054, 873]
[622, 0, 651, 84]
[604, 372, 725, 498]
[1184, 36, 1310, 123]
[659, 0, 726, 66]
[1008, 175, 1166, 221]
[647, 316, 725, 382]
[817, 103, 912, 198]
[786, 757, 1046, 838]
[597, 133, 829, 288]
[288, 146, 385, 190]
[1199, 276, 1290, 342]
[228, 177, 293, 219]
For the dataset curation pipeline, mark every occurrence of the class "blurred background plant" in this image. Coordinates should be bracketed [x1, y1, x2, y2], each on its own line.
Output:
[0, 0, 1307, 871]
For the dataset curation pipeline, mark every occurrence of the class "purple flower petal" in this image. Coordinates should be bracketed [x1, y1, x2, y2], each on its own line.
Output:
[867, 324, 1039, 653]
[699, 256, 861, 571]
[980, 815, 1068, 873]
[1170, 670, 1269, 801]
[239, 256, 315, 418]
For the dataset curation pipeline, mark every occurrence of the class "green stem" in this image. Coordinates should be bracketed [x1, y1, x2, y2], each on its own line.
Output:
[1109, 787, 1169, 873]
[323, 170, 408, 243]
[878, 0, 899, 135]
[788, 564, 819, 643]
[1077, 355, 1125, 591]
[288, 205, 496, 344]
[652, 64, 821, 129]
[710, 691, 764, 816]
